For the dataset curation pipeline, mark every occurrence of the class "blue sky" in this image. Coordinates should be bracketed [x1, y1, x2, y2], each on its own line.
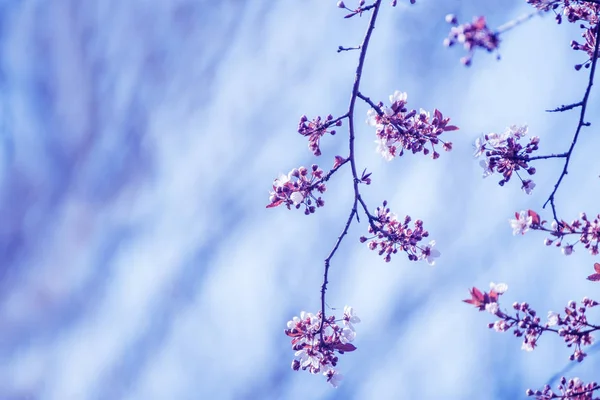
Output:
[1, 0, 600, 399]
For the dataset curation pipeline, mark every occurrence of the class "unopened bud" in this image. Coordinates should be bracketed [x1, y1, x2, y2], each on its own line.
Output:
[445, 14, 457, 25]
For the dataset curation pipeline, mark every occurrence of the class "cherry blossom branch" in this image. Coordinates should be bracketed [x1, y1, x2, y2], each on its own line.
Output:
[543, 22, 600, 219]
[464, 284, 599, 362]
[275, 1, 455, 387]
[319, 0, 382, 335]
[527, 378, 600, 399]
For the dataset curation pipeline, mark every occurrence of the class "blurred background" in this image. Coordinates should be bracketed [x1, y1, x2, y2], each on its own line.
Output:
[1, 0, 600, 399]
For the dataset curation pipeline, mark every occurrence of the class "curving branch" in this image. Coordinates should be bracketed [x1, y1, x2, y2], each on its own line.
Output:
[543, 22, 600, 222]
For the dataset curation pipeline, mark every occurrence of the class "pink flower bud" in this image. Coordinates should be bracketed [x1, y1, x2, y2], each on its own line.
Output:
[445, 14, 457, 25]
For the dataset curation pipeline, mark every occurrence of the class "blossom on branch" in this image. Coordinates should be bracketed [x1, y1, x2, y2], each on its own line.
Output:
[465, 284, 600, 364]
[474, 125, 539, 191]
[360, 201, 437, 263]
[526, 0, 600, 70]
[285, 308, 360, 387]
[366, 91, 457, 161]
[531, 212, 600, 257]
[267, 165, 326, 214]
[526, 376, 600, 399]
[509, 210, 539, 235]
[298, 114, 342, 156]
[444, 15, 500, 66]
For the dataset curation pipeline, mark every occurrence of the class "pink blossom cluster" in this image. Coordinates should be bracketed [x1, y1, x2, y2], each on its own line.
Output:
[572, 25, 600, 70]
[543, 212, 600, 256]
[285, 306, 360, 388]
[474, 125, 538, 193]
[359, 201, 439, 264]
[366, 91, 456, 161]
[526, 0, 599, 25]
[526, 0, 600, 69]
[510, 209, 600, 256]
[266, 165, 326, 213]
[443, 15, 500, 66]
[298, 114, 342, 156]
[527, 377, 600, 400]
[465, 284, 599, 361]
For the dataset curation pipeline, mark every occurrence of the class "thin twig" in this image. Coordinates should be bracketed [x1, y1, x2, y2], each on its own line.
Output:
[496, 10, 544, 34]
[546, 101, 583, 112]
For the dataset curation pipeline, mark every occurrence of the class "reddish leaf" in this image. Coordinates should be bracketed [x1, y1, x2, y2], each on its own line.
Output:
[587, 273, 600, 282]
[594, 262, 600, 274]
[334, 343, 357, 352]
[528, 210, 540, 225]
[444, 125, 459, 131]
[266, 200, 284, 208]
[333, 155, 346, 169]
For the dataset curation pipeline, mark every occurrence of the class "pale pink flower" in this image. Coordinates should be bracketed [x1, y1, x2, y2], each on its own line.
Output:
[340, 327, 356, 344]
[421, 240, 440, 265]
[479, 159, 493, 178]
[490, 282, 508, 294]
[375, 138, 394, 161]
[343, 306, 361, 331]
[510, 211, 532, 235]
[521, 338, 535, 352]
[473, 135, 486, 157]
[562, 245, 574, 256]
[366, 108, 379, 127]
[389, 90, 407, 104]
[295, 348, 321, 371]
[485, 302, 499, 314]
[521, 179, 535, 195]
[508, 124, 528, 139]
[493, 320, 508, 332]
[274, 173, 291, 188]
[290, 191, 304, 206]
[324, 370, 344, 388]
[547, 311, 559, 327]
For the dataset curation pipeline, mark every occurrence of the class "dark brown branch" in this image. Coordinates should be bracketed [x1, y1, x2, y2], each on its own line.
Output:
[319, 0, 382, 341]
[520, 152, 568, 161]
[546, 101, 583, 112]
[338, 45, 361, 53]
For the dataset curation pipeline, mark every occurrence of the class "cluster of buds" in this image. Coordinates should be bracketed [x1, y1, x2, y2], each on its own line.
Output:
[474, 125, 538, 193]
[443, 15, 500, 66]
[526, 377, 600, 400]
[465, 284, 598, 362]
[285, 306, 360, 388]
[266, 165, 326, 214]
[543, 213, 600, 256]
[526, 0, 600, 70]
[360, 201, 439, 264]
[526, 0, 600, 25]
[510, 210, 600, 257]
[572, 25, 599, 70]
[366, 91, 457, 161]
[298, 114, 342, 156]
